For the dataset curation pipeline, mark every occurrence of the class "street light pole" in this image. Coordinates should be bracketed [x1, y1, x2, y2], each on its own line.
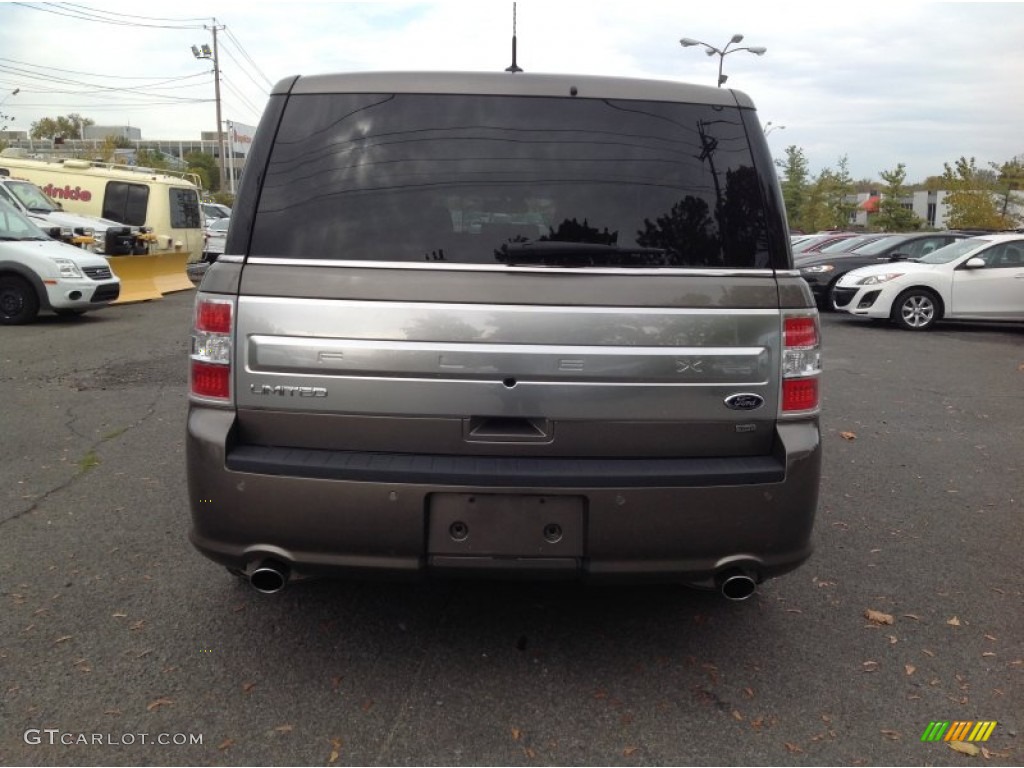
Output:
[191, 18, 227, 194]
[679, 34, 767, 87]
[764, 121, 786, 136]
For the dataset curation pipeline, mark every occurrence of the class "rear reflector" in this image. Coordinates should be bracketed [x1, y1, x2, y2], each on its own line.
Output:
[196, 299, 232, 333]
[782, 378, 819, 412]
[784, 317, 818, 348]
[191, 361, 230, 399]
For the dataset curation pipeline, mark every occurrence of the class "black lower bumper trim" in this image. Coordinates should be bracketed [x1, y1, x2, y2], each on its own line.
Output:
[225, 445, 785, 488]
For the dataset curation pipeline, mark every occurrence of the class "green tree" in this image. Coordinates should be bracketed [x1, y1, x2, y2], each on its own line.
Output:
[185, 151, 218, 193]
[776, 145, 809, 231]
[942, 156, 1011, 229]
[991, 155, 1024, 226]
[875, 163, 921, 231]
[800, 156, 858, 232]
[136, 148, 170, 170]
[29, 113, 94, 140]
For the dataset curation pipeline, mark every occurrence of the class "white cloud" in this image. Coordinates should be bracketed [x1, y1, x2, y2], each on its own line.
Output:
[1, 0, 1022, 181]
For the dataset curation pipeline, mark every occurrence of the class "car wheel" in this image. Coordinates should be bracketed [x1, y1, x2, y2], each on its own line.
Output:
[891, 288, 941, 331]
[0, 275, 40, 325]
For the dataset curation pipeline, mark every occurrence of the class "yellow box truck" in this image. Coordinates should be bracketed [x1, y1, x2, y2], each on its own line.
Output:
[0, 150, 203, 262]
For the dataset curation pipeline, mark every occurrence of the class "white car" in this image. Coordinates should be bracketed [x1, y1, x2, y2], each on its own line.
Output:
[832, 233, 1024, 330]
[202, 217, 229, 262]
[0, 198, 120, 324]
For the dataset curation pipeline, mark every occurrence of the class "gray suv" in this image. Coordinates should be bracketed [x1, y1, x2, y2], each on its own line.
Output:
[187, 72, 822, 600]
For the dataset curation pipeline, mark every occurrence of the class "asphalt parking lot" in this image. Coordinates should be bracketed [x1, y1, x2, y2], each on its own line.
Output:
[1, 292, 1021, 766]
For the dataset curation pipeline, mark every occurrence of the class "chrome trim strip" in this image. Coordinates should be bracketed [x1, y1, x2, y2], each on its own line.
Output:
[240, 256, 780, 278]
[242, 296, 780, 317]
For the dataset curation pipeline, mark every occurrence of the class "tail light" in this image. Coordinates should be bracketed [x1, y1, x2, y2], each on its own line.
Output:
[191, 295, 234, 401]
[781, 313, 821, 414]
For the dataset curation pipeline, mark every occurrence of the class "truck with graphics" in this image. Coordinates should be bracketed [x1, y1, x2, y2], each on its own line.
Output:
[0, 176, 151, 255]
[0, 149, 203, 262]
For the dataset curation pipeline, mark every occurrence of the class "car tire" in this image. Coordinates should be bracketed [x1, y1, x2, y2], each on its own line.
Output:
[0, 275, 40, 325]
[891, 288, 941, 331]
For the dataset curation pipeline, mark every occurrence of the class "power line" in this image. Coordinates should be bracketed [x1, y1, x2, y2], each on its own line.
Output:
[224, 27, 274, 89]
[0, 56, 210, 83]
[12, 2, 204, 29]
[54, 2, 209, 23]
[220, 76, 264, 121]
[218, 45, 269, 97]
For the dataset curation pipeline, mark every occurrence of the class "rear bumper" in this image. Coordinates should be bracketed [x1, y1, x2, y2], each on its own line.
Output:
[186, 407, 820, 584]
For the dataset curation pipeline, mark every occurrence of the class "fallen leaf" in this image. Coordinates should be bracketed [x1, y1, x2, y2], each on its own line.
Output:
[328, 737, 342, 763]
[881, 730, 900, 740]
[982, 652, 996, 658]
[511, 727, 522, 741]
[129, 620, 145, 631]
[217, 738, 234, 751]
[623, 746, 640, 757]
[523, 747, 537, 759]
[905, 664, 916, 676]
[146, 698, 173, 712]
[273, 724, 293, 733]
[864, 609, 894, 625]
[948, 741, 980, 756]
[862, 661, 879, 672]
[751, 717, 765, 729]
[947, 616, 961, 627]
[112, 612, 127, 618]
[903, 614, 922, 621]
[922, 649, 935, 657]
[743, 687, 755, 699]
[54, 635, 73, 644]
[784, 742, 804, 754]
[840, 431, 857, 440]
[984, 634, 997, 642]
[888, 635, 898, 645]
[732, 710, 744, 721]
[242, 681, 256, 694]
[104, 708, 121, 716]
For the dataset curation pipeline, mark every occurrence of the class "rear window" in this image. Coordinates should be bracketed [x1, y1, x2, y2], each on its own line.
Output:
[170, 187, 201, 229]
[252, 93, 775, 268]
[103, 181, 148, 226]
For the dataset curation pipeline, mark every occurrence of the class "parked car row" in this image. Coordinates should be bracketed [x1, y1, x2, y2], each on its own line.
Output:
[796, 232, 973, 309]
[831, 233, 1024, 330]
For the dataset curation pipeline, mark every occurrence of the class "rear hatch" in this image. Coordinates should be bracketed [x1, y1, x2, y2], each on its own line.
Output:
[228, 76, 792, 462]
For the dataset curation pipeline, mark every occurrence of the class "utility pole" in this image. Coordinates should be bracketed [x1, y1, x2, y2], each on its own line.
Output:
[192, 18, 227, 193]
[210, 20, 226, 193]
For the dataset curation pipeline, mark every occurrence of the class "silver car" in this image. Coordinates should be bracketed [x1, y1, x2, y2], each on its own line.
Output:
[187, 72, 822, 600]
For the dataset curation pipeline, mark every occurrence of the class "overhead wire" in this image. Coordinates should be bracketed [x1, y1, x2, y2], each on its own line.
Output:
[12, 2, 205, 29]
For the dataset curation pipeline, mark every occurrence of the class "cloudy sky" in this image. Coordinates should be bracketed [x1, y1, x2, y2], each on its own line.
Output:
[1, 1, 1022, 182]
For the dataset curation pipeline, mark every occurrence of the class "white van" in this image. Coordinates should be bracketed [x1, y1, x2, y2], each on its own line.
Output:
[0, 150, 203, 261]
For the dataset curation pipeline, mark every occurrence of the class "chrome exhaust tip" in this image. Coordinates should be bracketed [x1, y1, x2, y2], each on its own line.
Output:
[718, 571, 757, 601]
[249, 561, 289, 594]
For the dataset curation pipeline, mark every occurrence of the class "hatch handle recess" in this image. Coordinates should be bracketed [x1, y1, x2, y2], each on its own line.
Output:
[465, 416, 552, 443]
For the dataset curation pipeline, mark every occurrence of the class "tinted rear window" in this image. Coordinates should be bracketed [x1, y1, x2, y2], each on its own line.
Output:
[103, 181, 148, 226]
[170, 187, 201, 229]
[252, 93, 775, 268]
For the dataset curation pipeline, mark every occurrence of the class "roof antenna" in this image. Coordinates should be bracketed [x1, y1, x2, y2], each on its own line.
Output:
[505, 2, 523, 73]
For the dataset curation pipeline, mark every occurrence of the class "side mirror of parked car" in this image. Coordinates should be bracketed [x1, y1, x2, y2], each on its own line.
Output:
[963, 257, 986, 269]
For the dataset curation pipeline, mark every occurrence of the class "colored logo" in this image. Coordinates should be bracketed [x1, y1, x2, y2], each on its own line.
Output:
[920, 721, 997, 742]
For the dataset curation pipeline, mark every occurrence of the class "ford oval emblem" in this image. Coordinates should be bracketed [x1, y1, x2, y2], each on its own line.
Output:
[724, 393, 765, 411]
